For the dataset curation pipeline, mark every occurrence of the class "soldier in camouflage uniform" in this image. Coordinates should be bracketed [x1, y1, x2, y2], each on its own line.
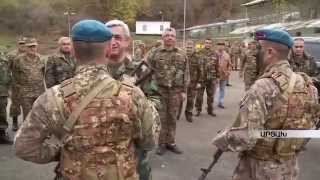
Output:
[185, 40, 201, 122]
[240, 40, 259, 91]
[105, 20, 137, 80]
[147, 27, 188, 155]
[12, 38, 45, 120]
[288, 38, 318, 77]
[106, 20, 160, 180]
[212, 29, 319, 180]
[0, 53, 11, 144]
[7, 37, 27, 131]
[195, 38, 219, 116]
[134, 42, 145, 62]
[231, 41, 241, 70]
[45, 37, 76, 88]
[15, 20, 157, 180]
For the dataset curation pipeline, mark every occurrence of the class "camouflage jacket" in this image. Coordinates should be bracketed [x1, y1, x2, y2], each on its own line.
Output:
[15, 64, 157, 180]
[0, 54, 10, 96]
[108, 56, 138, 81]
[213, 60, 318, 157]
[45, 51, 76, 88]
[134, 48, 143, 62]
[187, 51, 201, 84]
[147, 46, 189, 92]
[231, 45, 241, 55]
[12, 53, 45, 97]
[288, 51, 317, 77]
[7, 49, 24, 72]
[241, 49, 259, 80]
[197, 48, 219, 83]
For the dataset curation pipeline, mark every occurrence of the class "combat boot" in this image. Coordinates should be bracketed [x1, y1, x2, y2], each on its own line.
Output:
[156, 144, 167, 156]
[208, 111, 217, 117]
[12, 116, 19, 131]
[195, 110, 201, 116]
[0, 129, 12, 144]
[166, 144, 183, 154]
[185, 112, 193, 122]
[207, 107, 216, 117]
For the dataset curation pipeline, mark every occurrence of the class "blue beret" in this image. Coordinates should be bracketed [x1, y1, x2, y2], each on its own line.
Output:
[72, 19, 113, 42]
[255, 29, 293, 48]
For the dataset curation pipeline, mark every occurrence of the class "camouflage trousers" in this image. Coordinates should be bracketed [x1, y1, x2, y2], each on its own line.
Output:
[185, 83, 198, 116]
[0, 96, 8, 130]
[137, 149, 152, 180]
[195, 81, 217, 113]
[232, 54, 241, 70]
[10, 96, 21, 118]
[232, 155, 298, 180]
[21, 97, 37, 120]
[158, 87, 182, 145]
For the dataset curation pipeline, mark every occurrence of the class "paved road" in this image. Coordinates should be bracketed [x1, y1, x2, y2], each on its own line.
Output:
[1, 72, 320, 180]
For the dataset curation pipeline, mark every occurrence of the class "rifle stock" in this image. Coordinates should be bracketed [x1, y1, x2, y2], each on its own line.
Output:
[198, 149, 223, 180]
[197, 114, 241, 180]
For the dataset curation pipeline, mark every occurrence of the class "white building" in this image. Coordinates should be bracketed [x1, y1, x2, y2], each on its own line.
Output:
[136, 21, 171, 35]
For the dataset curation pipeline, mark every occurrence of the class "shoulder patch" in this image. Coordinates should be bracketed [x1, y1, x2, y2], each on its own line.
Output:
[60, 79, 76, 98]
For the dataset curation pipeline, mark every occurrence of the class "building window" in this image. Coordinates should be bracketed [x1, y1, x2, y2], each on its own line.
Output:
[160, 25, 164, 31]
[143, 24, 147, 31]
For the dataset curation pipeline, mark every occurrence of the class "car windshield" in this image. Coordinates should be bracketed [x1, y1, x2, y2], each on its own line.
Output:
[304, 41, 320, 60]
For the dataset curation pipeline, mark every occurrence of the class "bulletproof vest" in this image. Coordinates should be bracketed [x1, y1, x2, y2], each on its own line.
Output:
[248, 71, 317, 162]
[59, 79, 139, 180]
[152, 49, 186, 88]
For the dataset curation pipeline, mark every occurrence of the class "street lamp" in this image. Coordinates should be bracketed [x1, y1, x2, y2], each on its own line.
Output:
[64, 9, 76, 37]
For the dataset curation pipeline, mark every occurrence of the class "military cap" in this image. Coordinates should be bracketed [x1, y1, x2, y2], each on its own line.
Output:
[72, 19, 112, 42]
[25, 38, 38, 46]
[255, 28, 293, 48]
[17, 37, 27, 44]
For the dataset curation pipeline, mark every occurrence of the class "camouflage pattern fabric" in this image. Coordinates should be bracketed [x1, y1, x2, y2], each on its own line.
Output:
[12, 53, 45, 98]
[7, 49, 23, 117]
[108, 58, 161, 180]
[212, 60, 319, 180]
[134, 48, 144, 62]
[12, 53, 45, 119]
[14, 65, 157, 180]
[147, 45, 188, 145]
[240, 49, 259, 90]
[157, 87, 182, 144]
[0, 55, 10, 130]
[231, 44, 241, 70]
[45, 51, 76, 88]
[185, 51, 201, 116]
[0, 97, 8, 130]
[288, 51, 317, 77]
[195, 48, 219, 113]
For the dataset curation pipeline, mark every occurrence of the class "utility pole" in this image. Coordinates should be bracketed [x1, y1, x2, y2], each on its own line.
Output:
[183, 0, 187, 48]
[64, 8, 76, 37]
[159, 11, 164, 22]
